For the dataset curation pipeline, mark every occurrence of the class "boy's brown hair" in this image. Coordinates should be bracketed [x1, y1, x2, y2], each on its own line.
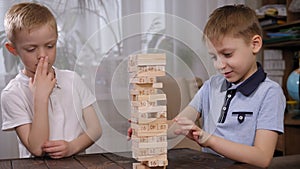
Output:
[4, 2, 57, 44]
[203, 4, 262, 44]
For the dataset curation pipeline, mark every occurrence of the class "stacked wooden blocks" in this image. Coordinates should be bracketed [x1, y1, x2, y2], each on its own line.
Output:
[128, 53, 168, 169]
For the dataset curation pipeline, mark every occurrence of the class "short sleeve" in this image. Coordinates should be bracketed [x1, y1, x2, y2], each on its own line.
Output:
[257, 85, 285, 133]
[1, 90, 32, 131]
[189, 80, 210, 114]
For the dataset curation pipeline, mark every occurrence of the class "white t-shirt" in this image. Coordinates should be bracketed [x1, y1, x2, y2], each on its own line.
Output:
[1, 68, 96, 158]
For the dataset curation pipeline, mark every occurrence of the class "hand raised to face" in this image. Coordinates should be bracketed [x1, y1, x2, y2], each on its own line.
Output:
[29, 56, 56, 99]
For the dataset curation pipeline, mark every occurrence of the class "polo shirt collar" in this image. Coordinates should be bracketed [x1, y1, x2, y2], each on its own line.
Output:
[221, 62, 266, 96]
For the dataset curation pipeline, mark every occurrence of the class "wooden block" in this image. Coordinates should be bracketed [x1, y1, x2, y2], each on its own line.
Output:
[132, 141, 167, 149]
[130, 100, 166, 108]
[131, 130, 166, 137]
[132, 147, 167, 158]
[144, 157, 168, 167]
[131, 122, 167, 132]
[133, 83, 163, 89]
[131, 111, 167, 120]
[152, 83, 163, 88]
[129, 54, 166, 66]
[144, 94, 166, 101]
[130, 76, 157, 84]
[135, 105, 167, 113]
[129, 71, 165, 77]
[130, 88, 157, 95]
[133, 162, 167, 169]
[137, 154, 167, 163]
[131, 123, 168, 137]
[130, 83, 163, 96]
[131, 94, 166, 102]
[132, 131, 167, 137]
[133, 154, 167, 164]
[131, 111, 163, 119]
[129, 65, 165, 76]
[128, 65, 165, 73]
[131, 134, 167, 144]
[131, 100, 156, 107]
[131, 117, 167, 124]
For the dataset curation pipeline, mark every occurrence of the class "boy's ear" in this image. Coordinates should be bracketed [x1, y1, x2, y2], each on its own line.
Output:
[5, 42, 18, 56]
[251, 35, 262, 54]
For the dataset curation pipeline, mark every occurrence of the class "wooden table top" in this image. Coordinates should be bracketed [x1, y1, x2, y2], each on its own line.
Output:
[0, 148, 299, 169]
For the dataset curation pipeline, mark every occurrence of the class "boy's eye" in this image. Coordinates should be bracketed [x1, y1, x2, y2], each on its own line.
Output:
[26, 47, 35, 52]
[223, 53, 232, 57]
[47, 44, 54, 48]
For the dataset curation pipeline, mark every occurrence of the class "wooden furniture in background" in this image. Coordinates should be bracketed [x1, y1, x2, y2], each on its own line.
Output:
[261, 0, 300, 155]
[277, 113, 300, 155]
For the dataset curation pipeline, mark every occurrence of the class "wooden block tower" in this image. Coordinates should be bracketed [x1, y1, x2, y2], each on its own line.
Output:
[128, 53, 168, 169]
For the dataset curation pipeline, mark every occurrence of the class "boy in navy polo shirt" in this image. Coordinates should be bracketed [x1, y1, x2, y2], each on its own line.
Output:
[173, 4, 285, 168]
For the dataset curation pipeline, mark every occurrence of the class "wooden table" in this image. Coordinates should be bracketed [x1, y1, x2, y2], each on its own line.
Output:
[0, 148, 299, 169]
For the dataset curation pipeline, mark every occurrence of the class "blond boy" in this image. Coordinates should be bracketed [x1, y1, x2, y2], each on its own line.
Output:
[1, 2, 102, 158]
[173, 5, 285, 168]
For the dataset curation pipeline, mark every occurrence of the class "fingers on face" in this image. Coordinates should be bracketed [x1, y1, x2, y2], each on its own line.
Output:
[35, 57, 44, 75]
[42, 57, 48, 73]
[36, 56, 50, 75]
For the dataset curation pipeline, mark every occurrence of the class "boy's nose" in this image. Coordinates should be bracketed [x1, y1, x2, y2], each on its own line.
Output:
[215, 58, 226, 70]
[37, 48, 47, 59]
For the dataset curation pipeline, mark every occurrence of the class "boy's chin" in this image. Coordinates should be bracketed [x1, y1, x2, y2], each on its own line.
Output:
[225, 78, 240, 84]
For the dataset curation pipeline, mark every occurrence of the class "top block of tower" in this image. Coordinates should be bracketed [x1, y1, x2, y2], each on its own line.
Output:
[129, 54, 166, 67]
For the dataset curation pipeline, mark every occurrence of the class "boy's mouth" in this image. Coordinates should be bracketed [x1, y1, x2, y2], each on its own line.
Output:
[223, 71, 233, 78]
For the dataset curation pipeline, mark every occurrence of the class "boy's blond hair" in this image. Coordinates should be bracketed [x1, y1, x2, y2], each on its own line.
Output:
[203, 4, 262, 44]
[4, 2, 57, 44]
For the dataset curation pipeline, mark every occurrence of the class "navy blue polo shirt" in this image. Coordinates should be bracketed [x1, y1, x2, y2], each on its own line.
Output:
[189, 63, 285, 154]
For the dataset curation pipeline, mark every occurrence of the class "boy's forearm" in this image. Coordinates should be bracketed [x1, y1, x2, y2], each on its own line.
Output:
[28, 97, 50, 156]
[69, 126, 102, 155]
[205, 130, 277, 168]
[70, 105, 102, 156]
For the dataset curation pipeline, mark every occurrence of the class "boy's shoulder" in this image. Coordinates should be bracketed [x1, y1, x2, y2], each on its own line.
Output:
[261, 77, 283, 90]
[2, 73, 26, 92]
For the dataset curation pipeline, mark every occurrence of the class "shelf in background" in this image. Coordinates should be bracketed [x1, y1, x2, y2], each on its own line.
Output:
[263, 20, 300, 31]
[263, 20, 300, 48]
[263, 39, 300, 48]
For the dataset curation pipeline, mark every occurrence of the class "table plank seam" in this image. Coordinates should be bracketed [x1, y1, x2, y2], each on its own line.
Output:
[72, 156, 89, 169]
[101, 154, 127, 169]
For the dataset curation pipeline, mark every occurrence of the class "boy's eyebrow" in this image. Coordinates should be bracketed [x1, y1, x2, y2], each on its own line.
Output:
[216, 47, 234, 53]
[22, 39, 57, 46]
